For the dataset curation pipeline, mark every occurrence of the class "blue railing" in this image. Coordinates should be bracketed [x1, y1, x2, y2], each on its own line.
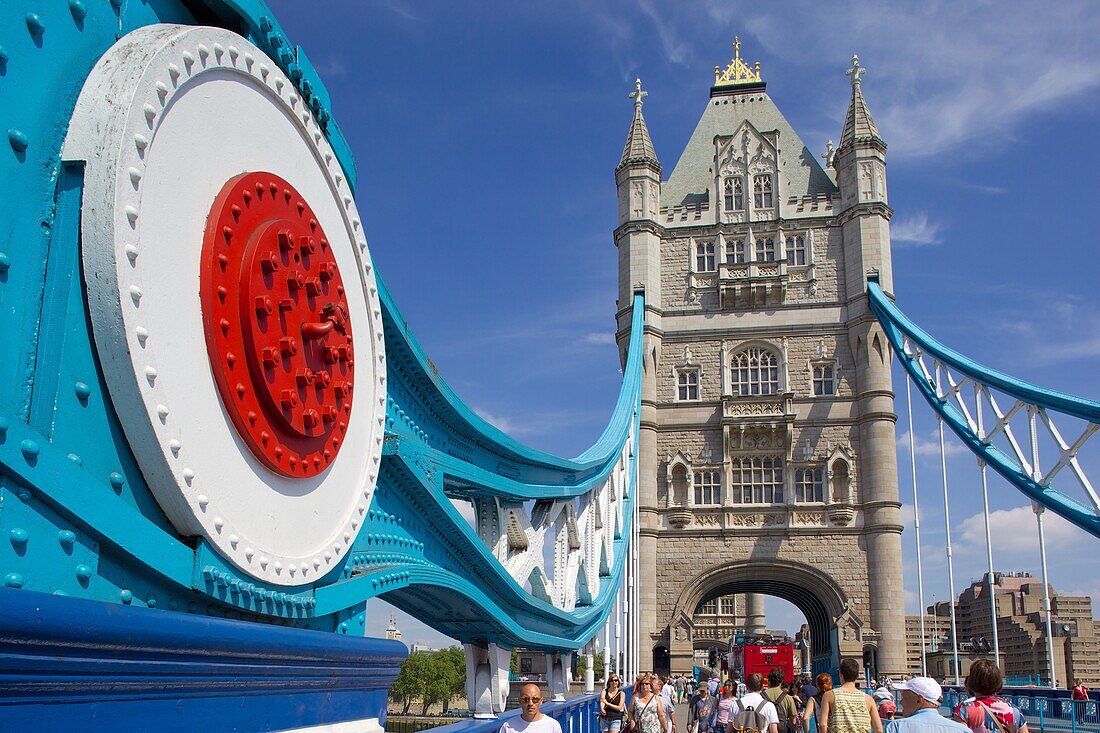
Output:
[935, 690, 1099, 733]
[430, 694, 601, 733]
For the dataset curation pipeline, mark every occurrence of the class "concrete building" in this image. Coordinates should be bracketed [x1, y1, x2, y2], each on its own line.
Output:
[615, 39, 905, 678]
[905, 572, 1100, 686]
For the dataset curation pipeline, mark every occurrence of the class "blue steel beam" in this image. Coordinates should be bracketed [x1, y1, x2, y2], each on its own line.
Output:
[868, 280, 1100, 538]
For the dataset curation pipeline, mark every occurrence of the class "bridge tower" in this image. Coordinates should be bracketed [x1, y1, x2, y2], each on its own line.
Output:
[615, 41, 905, 677]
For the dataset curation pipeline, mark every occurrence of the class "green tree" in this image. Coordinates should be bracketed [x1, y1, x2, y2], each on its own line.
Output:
[390, 651, 433, 714]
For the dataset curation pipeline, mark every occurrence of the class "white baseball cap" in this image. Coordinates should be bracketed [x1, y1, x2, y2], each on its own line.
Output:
[872, 687, 893, 702]
[893, 677, 943, 704]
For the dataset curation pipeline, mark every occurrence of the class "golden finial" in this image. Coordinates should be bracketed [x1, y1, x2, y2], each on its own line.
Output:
[714, 36, 763, 87]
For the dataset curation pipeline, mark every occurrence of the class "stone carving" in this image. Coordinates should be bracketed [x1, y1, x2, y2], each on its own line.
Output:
[727, 513, 761, 527]
[694, 513, 721, 527]
[762, 513, 785, 526]
[726, 399, 785, 417]
[794, 512, 824, 525]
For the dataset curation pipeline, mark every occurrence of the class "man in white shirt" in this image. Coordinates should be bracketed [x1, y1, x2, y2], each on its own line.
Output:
[733, 673, 779, 733]
[501, 683, 564, 733]
[662, 676, 677, 707]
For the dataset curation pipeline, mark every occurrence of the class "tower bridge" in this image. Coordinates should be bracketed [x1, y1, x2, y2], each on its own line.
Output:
[0, 3, 1097, 731]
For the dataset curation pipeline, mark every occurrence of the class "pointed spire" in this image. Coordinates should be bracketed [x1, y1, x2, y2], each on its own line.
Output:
[618, 78, 661, 172]
[839, 55, 884, 152]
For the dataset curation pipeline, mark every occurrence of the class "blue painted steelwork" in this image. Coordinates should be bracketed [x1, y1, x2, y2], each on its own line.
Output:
[868, 280, 1100, 537]
[0, 0, 643, 727]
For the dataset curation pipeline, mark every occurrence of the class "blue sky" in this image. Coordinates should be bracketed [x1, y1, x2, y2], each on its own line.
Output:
[264, 0, 1100, 650]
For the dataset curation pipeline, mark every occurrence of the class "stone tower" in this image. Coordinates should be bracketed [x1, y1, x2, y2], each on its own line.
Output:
[614, 42, 905, 677]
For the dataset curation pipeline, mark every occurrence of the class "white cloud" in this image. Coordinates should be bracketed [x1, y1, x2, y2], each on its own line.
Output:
[892, 213, 942, 247]
[897, 429, 966, 458]
[957, 505, 1089, 555]
[585, 332, 616, 345]
[449, 497, 477, 530]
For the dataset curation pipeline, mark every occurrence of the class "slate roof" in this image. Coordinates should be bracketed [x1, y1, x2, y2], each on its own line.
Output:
[661, 90, 837, 207]
[838, 80, 883, 152]
[618, 103, 661, 172]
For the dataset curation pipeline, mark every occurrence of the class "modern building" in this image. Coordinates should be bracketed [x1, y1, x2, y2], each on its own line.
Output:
[905, 572, 1100, 686]
[615, 39, 905, 677]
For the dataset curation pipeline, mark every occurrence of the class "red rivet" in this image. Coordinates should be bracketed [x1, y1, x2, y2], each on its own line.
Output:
[269, 182, 278, 196]
[260, 252, 279, 273]
[323, 449, 331, 460]
[261, 347, 278, 366]
[280, 389, 298, 409]
[223, 226, 233, 241]
[332, 438, 340, 448]
[279, 337, 298, 356]
[275, 447, 283, 459]
[296, 201, 305, 215]
[295, 368, 314, 386]
[283, 188, 292, 202]
[290, 457, 298, 468]
[323, 347, 338, 364]
[220, 318, 230, 335]
[254, 296, 273, 315]
[261, 431, 270, 445]
[309, 218, 318, 232]
[226, 352, 236, 367]
[333, 382, 347, 399]
[217, 286, 228, 302]
[218, 254, 229, 270]
[287, 270, 304, 290]
[279, 297, 294, 311]
[303, 410, 319, 428]
[242, 191, 252, 204]
[255, 182, 264, 196]
[322, 406, 337, 423]
[315, 370, 331, 387]
[247, 411, 257, 425]
[299, 236, 315, 255]
[305, 279, 322, 296]
[337, 285, 344, 296]
[231, 205, 242, 220]
[338, 421, 347, 432]
[320, 238, 329, 250]
[236, 383, 246, 398]
[318, 262, 333, 281]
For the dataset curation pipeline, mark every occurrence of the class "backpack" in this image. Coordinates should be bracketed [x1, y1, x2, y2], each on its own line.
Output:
[772, 692, 800, 733]
[960, 699, 1018, 733]
[729, 698, 770, 733]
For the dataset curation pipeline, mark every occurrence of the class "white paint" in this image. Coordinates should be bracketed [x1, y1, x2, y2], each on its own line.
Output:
[274, 717, 382, 733]
[64, 24, 385, 586]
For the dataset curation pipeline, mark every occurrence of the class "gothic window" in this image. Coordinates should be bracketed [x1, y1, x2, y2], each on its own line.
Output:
[755, 237, 776, 262]
[677, 369, 700, 401]
[795, 468, 824, 503]
[719, 596, 737, 615]
[812, 362, 836, 396]
[726, 238, 746, 264]
[731, 456, 784, 503]
[730, 347, 780, 396]
[695, 240, 716, 272]
[693, 470, 720, 505]
[724, 177, 744, 211]
[699, 599, 718, 615]
[786, 235, 807, 265]
[753, 175, 773, 208]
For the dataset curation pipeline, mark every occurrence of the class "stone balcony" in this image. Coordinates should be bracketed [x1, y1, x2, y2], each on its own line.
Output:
[721, 392, 794, 424]
[719, 261, 787, 308]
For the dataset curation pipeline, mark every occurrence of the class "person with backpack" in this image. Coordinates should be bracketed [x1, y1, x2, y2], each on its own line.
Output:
[818, 658, 882, 733]
[951, 660, 1029, 733]
[729, 672, 780, 733]
[763, 669, 799, 733]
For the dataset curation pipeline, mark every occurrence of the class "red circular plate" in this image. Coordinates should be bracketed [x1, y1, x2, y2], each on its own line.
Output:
[201, 172, 354, 477]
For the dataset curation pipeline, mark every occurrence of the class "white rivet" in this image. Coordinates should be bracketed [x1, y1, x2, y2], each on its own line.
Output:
[313, 558, 321, 569]
[168, 64, 180, 83]
[288, 565, 296, 576]
[125, 244, 139, 264]
[302, 111, 310, 124]
[182, 468, 194, 484]
[143, 103, 156, 122]
[197, 44, 209, 60]
[129, 285, 142, 304]
[352, 219, 361, 231]
[197, 494, 209, 509]
[229, 534, 239, 548]
[213, 517, 224, 532]
[260, 64, 269, 79]
[135, 327, 149, 346]
[324, 153, 332, 164]
[259, 556, 269, 570]
[169, 438, 180, 456]
[182, 51, 194, 67]
[125, 206, 139, 224]
[128, 167, 142, 186]
[155, 82, 169, 102]
[134, 133, 148, 150]
[245, 547, 255, 562]
[274, 561, 283, 574]
[323, 551, 332, 562]
[343, 533, 351, 544]
[229, 46, 240, 61]
[145, 366, 157, 384]
[290, 96, 298, 108]
[351, 520, 359, 531]
[313, 131, 322, 144]
[213, 43, 224, 59]
[156, 404, 169, 421]
[275, 79, 284, 92]
[336, 174, 344, 186]
[342, 195, 352, 207]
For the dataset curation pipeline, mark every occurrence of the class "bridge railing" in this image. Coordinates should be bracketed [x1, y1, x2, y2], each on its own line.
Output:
[424, 693, 601, 733]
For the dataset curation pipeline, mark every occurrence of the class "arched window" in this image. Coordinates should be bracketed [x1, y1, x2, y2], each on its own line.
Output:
[731, 456, 784, 503]
[753, 174, 773, 208]
[795, 468, 824, 502]
[730, 347, 780, 396]
[724, 177, 744, 211]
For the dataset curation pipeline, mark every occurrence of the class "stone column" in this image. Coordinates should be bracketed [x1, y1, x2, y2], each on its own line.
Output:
[746, 594, 766, 635]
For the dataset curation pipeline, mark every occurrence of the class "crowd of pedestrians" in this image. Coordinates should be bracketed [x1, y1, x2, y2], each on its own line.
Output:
[583, 657, 1050, 733]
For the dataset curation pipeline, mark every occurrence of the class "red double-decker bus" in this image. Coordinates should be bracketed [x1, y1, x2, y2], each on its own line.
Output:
[728, 634, 797, 684]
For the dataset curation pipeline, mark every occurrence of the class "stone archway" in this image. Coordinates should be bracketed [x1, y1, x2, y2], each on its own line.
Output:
[666, 559, 861, 676]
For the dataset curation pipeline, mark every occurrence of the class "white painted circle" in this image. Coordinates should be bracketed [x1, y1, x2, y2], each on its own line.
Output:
[65, 25, 386, 586]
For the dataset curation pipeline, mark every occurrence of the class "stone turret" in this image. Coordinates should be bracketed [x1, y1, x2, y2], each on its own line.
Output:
[835, 55, 905, 675]
[615, 79, 664, 670]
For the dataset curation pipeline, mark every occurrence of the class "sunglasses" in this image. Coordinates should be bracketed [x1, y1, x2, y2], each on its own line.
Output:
[521, 696, 542, 704]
